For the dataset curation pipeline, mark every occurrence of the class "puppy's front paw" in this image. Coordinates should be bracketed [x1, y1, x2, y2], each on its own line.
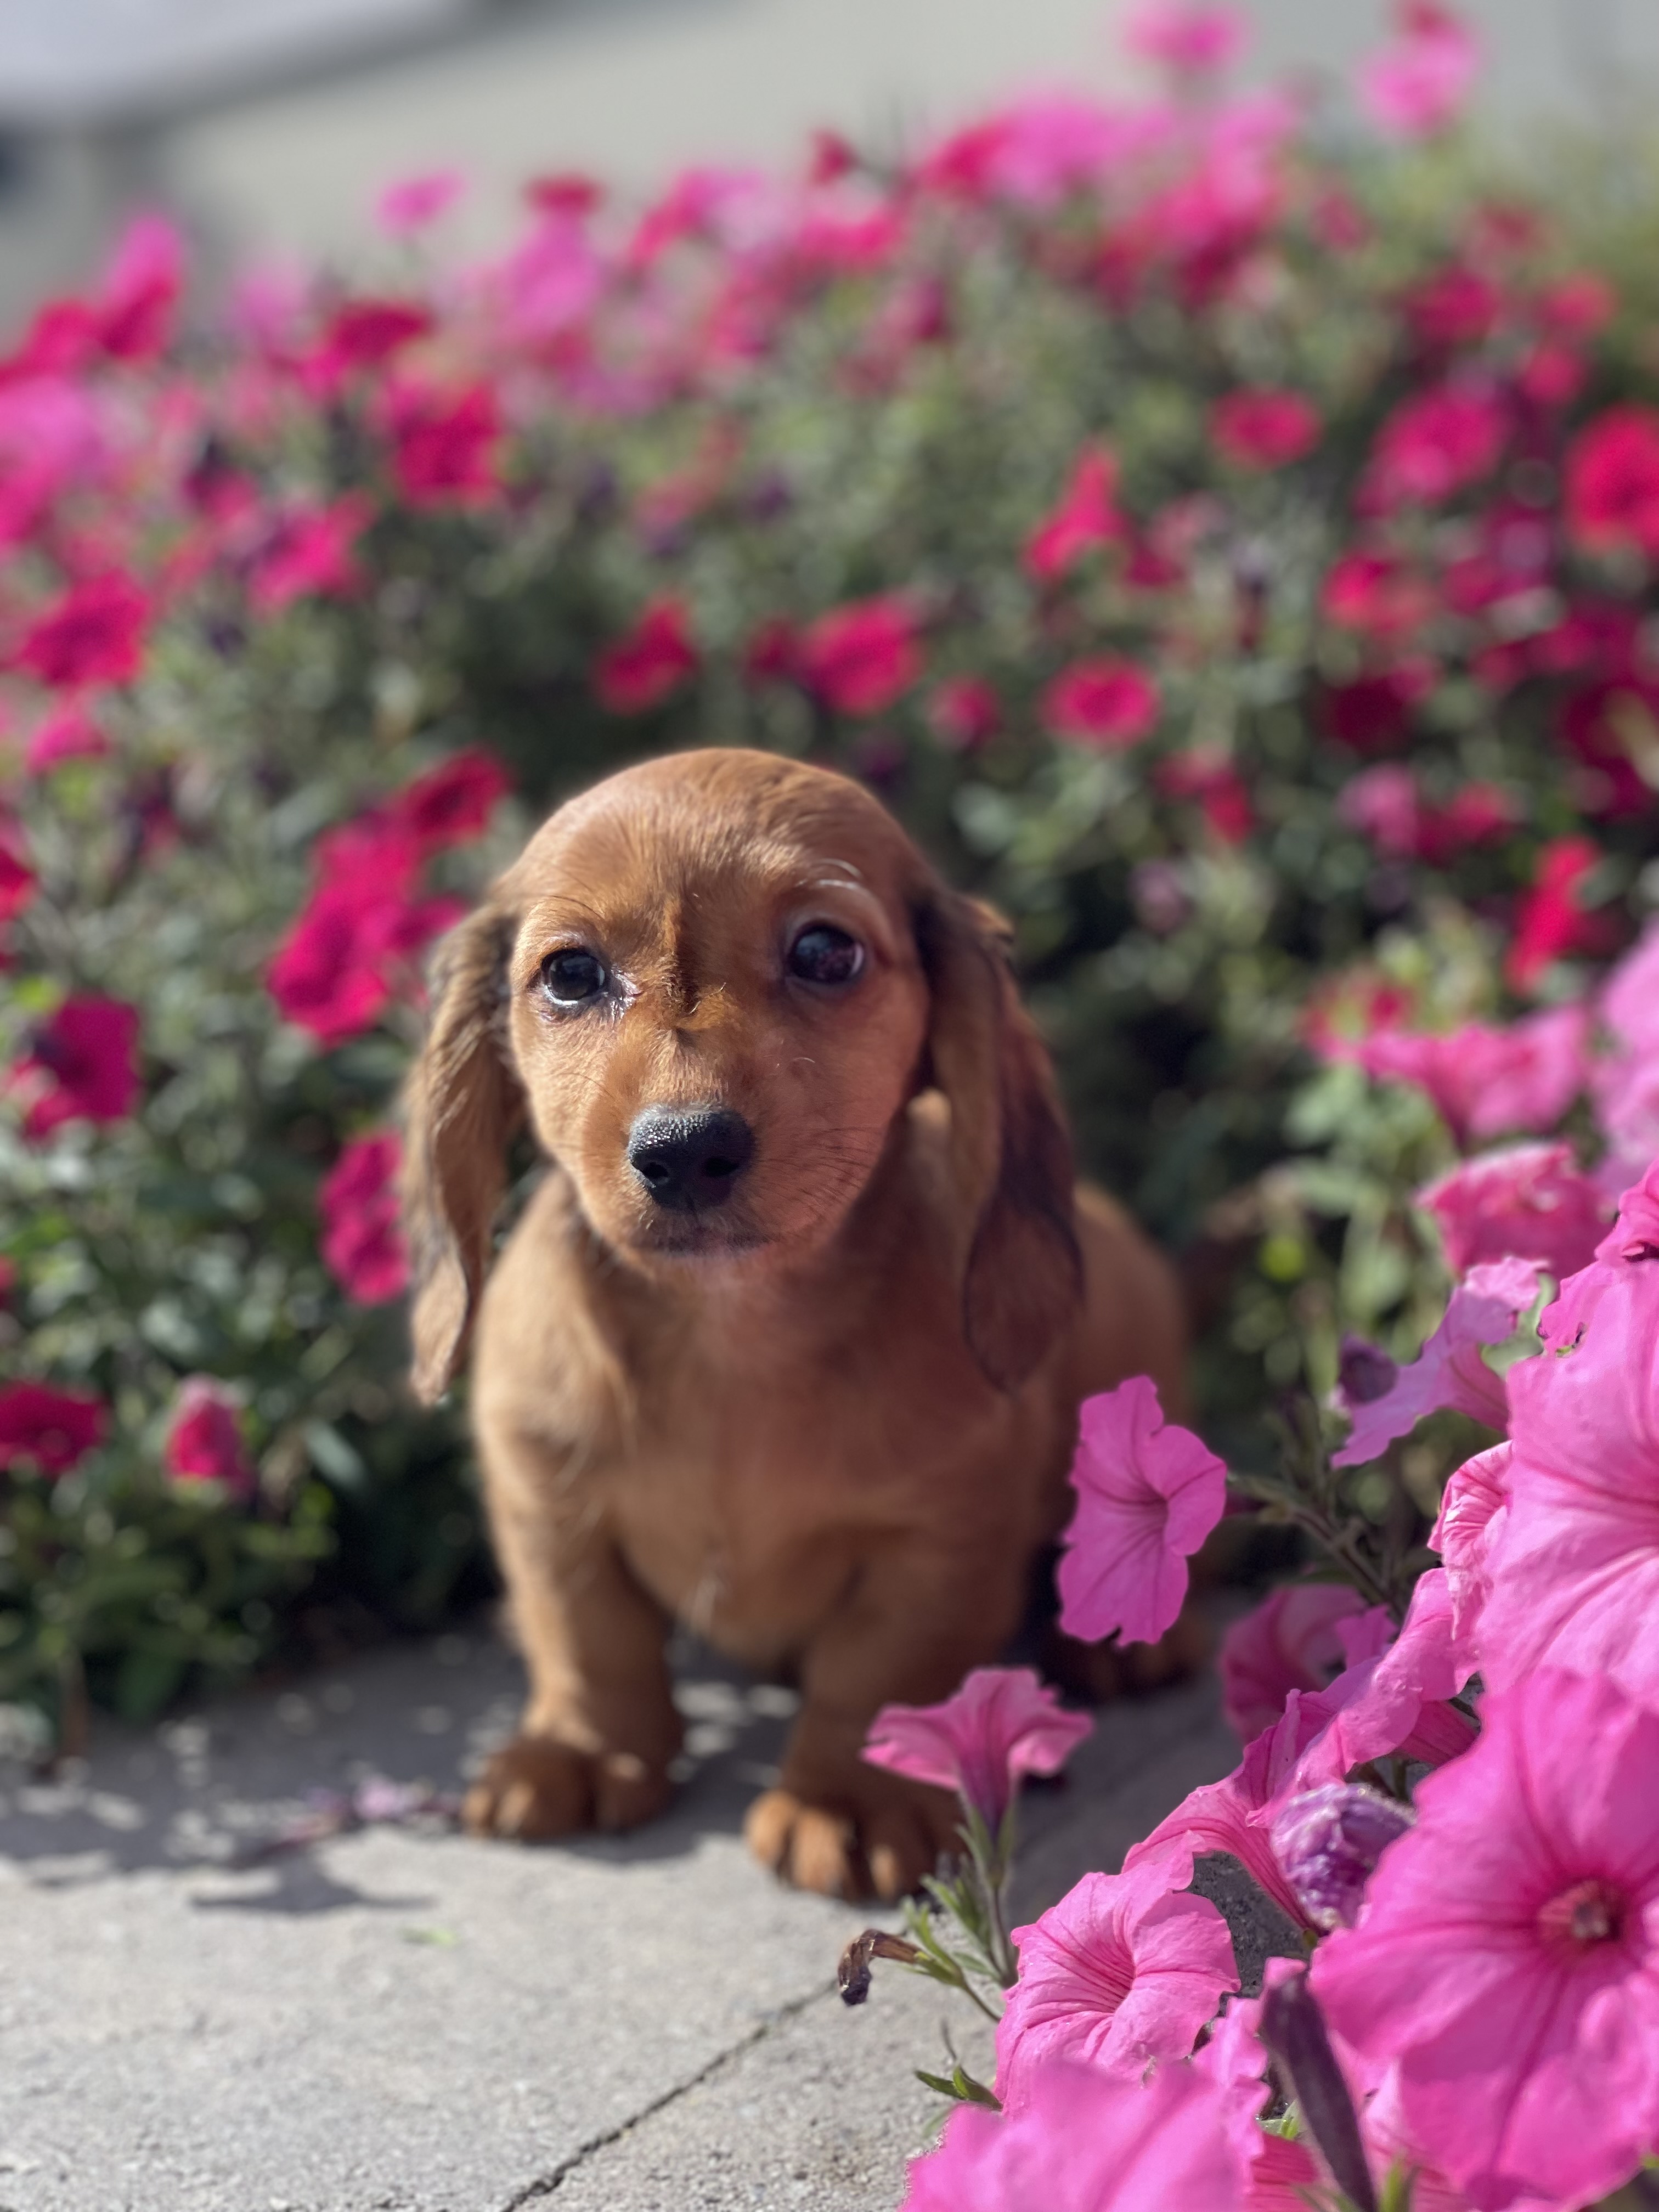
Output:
[744, 1778, 961, 1903]
[464, 1734, 672, 1841]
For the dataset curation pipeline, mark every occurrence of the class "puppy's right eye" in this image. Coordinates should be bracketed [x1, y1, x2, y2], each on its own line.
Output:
[540, 948, 608, 1005]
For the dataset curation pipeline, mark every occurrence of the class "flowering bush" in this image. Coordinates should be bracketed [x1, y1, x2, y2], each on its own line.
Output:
[7, 0, 1659, 1751]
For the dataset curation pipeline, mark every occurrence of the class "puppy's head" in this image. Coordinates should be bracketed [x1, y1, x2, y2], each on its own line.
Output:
[402, 749, 1080, 1401]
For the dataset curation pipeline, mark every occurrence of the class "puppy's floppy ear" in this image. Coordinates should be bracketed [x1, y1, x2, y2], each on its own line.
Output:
[402, 904, 523, 1404]
[916, 888, 1084, 1392]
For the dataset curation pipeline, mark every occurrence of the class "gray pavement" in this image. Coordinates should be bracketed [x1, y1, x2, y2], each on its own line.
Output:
[0, 1627, 1267, 2212]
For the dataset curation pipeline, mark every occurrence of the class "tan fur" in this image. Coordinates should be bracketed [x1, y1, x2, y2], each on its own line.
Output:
[400, 749, 1185, 1899]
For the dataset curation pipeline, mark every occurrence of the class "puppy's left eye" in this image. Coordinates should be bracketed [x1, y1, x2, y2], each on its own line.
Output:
[541, 947, 608, 1005]
[787, 925, 865, 986]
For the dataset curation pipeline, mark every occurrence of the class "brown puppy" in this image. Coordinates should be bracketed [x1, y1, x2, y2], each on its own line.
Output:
[402, 748, 1184, 1900]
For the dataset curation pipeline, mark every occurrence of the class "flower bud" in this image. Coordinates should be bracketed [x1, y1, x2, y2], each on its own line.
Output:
[1270, 1782, 1414, 1931]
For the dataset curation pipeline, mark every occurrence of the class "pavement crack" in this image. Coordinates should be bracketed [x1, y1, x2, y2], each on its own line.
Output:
[496, 1978, 834, 2207]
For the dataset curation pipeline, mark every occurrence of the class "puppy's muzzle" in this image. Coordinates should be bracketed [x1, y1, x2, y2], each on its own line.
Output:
[627, 1106, 754, 1213]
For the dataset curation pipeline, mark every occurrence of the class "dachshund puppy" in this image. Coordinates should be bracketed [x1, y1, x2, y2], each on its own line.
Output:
[402, 748, 1184, 1900]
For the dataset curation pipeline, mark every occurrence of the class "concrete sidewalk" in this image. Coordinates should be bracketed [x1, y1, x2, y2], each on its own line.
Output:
[0, 1630, 1264, 2212]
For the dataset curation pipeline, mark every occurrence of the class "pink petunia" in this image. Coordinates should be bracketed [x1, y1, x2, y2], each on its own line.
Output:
[1056, 1377, 1227, 1647]
[10, 996, 142, 1137]
[95, 212, 185, 363]
[250, 494, 375, 613]
[1477, 1259, 1659, 1700]
[1507, 835, 1611, 994]
[1210, 388, 1321, 470]
[1331, 1256, 1538, 1468]
[1284, 1568, 1477, 1795]
[392, 749, 513, 853]
[902, 2055, 1243, 2211]
[995, 1859, 1238, 2108]
[1323, 1010, 1588, 1149]
[1024, 448, 1124, 583]
[1357, 3, 1480, 140]
[593, 599, 698, 714]
[1268, 1783, 1414, 1933]
[1313, 1669, 1659, 2210]
[319, 1133, 409, 1305]
[0, 822, 35, 923]
[374, 168, 465, 236]
[386, 381, 503, 507]
[927, 676, 1000, 751]
[13, 572, 151, 690]
[163, 1378, 256, 1500]
[1566, 405, 1659, 560]
[1196, 1968, 1327, 2205]
[1429, 1440, 1510, 1661]
[797, 596, 921, 716]
[0, 1382, 107, 1477]
[25, 700, 110, 774]
[1218, 1582, 1370, 1745]
[862, 1666, 1092, 1834]
[1042, 657, 1161, 750]
[1362, 383, 1505, 511]
[1418, 1141, 1609, 1279]
[1124, 2, 1248, 79]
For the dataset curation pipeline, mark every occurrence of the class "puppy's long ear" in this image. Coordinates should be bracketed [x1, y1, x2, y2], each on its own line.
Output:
[917, 889, 1084, 1392]
[402, 905, 523, 1403]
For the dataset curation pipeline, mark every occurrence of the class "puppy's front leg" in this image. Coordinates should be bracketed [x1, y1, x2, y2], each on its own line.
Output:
[746, 1538, 1028, 1902]
[466, 1426, 682, 1842]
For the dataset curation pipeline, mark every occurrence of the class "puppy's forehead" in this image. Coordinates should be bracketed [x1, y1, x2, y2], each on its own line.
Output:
[506, 751, 922, 907]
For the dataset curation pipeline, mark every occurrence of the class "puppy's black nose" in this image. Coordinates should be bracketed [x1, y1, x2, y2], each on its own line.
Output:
[627, 1106, 754, 1212]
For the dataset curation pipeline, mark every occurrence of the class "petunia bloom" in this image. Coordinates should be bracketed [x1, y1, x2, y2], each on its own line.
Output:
[10, 996, 142, 1137]
[1429, 1439, 1510, 1662]
[392, 749, 513, 851]
[1124, 2, 1248, 78]
[1324, 1007, 1587, 1148]
[386, 381, 503, 506]
[1211, 388, 1320, 470]
[319, 1133, 409, 1305]
[1418, 1141, 1608, 1280]
[862, 1666, 1092, 1835]
[163, 1378, 256, 1500]
[593, 598, 698, 714]
[1218, 1582, 1370, 1745]
[375, 168, 465, 235]
[797, 596, 921, 715]
[0, 1383, 107, 1477]
[1056, 1377, 1227, 1647]
[1042, 657, 1161, 750]
[1313, 1668, 1659, 2210]
[1357, 3, 1480, 140]
[13, 572, 151, 690]
[902, 2055, 1243, 2211]
[1285, 1570, 1477, 1796]
[1506, 835, 1610, 994]
[250, 494, 375, 613]
[1331, 1256, 1538, 1467]
[995, 1858, 1238, 2108]
[1268, 1783, 1414, 1932]
[1025, 448, 1124, 582]
[1566, 404, 1659, 560]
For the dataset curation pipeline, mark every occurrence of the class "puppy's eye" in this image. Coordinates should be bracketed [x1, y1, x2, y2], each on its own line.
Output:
[540, 947, 608, 1005]
[787, 924, 865, 987]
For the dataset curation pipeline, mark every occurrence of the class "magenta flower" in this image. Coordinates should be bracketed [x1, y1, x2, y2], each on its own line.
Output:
[1042, 657, 1161, 751]
[995, 1859, 1238, 2107]
[1333, 1008, 1587, 1148]
[1331, 1256, 1538, 1468]
[13, 571, 151, 690]
[1478, 1260, 1659, 1699]
[797, 595, 922, 716]
[1196, 1972, 1327, 2205]
[1268, 1784, 1414, 1932]
[1419, 1142, 1608, 1280]
[902, 2056, 1242, 2211]
[862, 1666, 1091, 1833]
[375, 168, 465, 236]
[1056, 1378, 1227, 1647]
[1429, 1440, 1511, 1660]
[10, 995, 142, 1137]
[593, 598, 699, 714]
[1314, 1669, 1659, 2210]
[319, 1133, 409, 1305]
[0, 1382, 107, 1477]
[1288, 1570, 1477, 1796]
[250, 494, 375, 614]
[1218, 1581, 1369, 1745]
[163, 1378, 256, 1500]
[1024, 447, 1123, 583]
[1357, 3, 1480, 141]
[1123, 2, 1248, 80]
[385, 380, 503, 507]
[1211, 388, 1321, 471]
[391, 749, 513, 854]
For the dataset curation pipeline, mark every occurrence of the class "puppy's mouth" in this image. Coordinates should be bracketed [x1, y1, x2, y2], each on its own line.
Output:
[627, 1217, 775, 1262]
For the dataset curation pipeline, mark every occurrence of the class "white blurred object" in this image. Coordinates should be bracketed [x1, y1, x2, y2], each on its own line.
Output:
[0, 0, 476, 125]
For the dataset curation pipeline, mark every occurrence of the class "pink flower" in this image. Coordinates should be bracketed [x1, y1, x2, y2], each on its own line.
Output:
[316, 298, 433, 379]
[1363, 383, 1505, 510]
[392, 749, 512, 852]
[1331, 1257, 1538, 1467]
[1477, 1261, 1659, 1699]
[1025, 448, 1124, 582]
[1507, 836, 1610, 994]
[1124, 2, 1248, 78]
[1210, 389, 1321, 470]
[1596, 1157, 1659, 1262]
[1154, 750, 1253, 843]
[1430, 1439, 1510, 1658]
[927, 676, 1000, 751]
[1056, 1378, 1227, 1647]
[995, 1859, 1238, 2107]
[386, 381, 503, 507]
[267, 819, 460, 1047]
[594, 599, 698, 714]
[1219, 1583, 1370, 1745]
[319, 1133, 409, 1305]
[1313, 1669, 1659, 2210]
[1566, 405, 1659, 560]
[1197, 1970, 1327, 2205]
[1338, 762, 1419, 858]
[0, 822, 34, 923]
[1419, 1141, 1609, 1280]
[375, 168, 465, 236]
[163, 1378, 256, 1500]
[902, 2056, 1243, 2211]
[0, 1383, 106, 1477]
[250, 494, 374, 613]
[96, 212, 185, 362]
[862, 1666, 1091, 1833]
[1285, 1569, 1477, 1794]
[13, 572, 151, 690]
[25, 701, 110, 774]
[1042, 658, 1161, 750]
[1268, 1783, 1414, 1933]
[10, 996, 141, 1137]
[798, 596, 921, 715]
[1327, 1009, 1588, 1147]
[1357, 3, 1480, 140]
